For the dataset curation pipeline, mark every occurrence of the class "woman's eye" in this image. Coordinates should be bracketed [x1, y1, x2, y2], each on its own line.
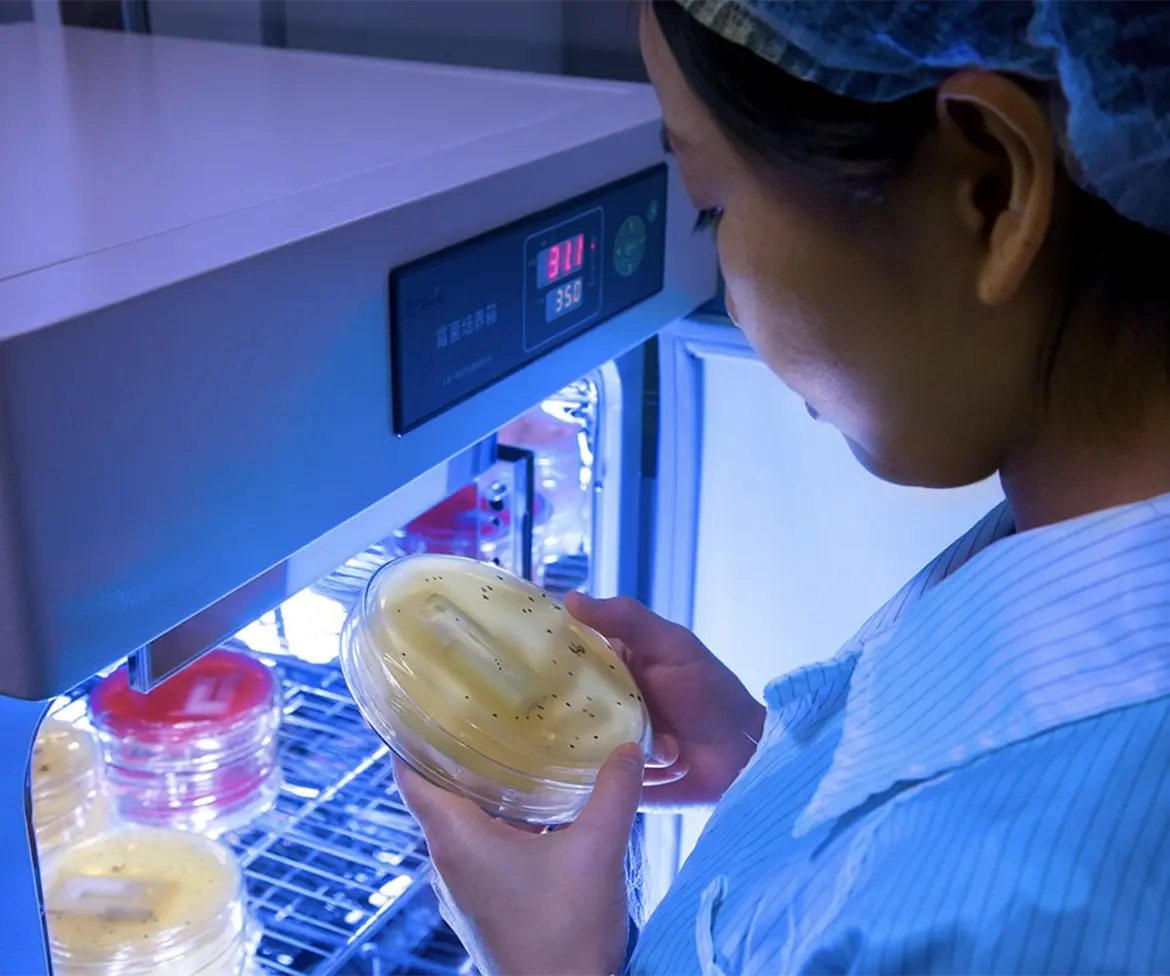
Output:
[692, 208, 723, 235]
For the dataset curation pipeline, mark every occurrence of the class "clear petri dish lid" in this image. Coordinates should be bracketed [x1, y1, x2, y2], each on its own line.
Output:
[31, 720, 105, 861]
[31, 718, 101, 807]
[43, 826, 248, 975]
[89, 648, 278, 749]
[340, 553, 651, 823]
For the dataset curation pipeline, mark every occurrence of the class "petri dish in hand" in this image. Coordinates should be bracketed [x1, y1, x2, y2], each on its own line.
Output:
[340, 553, 650, 824]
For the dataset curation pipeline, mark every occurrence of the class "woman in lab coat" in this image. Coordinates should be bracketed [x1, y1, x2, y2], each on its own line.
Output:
[396, 2, 1170, 973]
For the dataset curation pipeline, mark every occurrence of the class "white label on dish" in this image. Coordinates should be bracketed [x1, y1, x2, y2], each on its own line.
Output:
[182, 675, 239, 716]
[47, 876, 164, 923]
[417, 597, 537, 711]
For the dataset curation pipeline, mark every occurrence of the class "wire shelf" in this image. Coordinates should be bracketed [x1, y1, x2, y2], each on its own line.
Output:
[213, 652, 471, 976]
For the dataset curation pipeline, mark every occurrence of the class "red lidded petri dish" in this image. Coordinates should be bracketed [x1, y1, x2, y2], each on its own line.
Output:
[89, 648, 282, 835]
[396, 484, 550, 559]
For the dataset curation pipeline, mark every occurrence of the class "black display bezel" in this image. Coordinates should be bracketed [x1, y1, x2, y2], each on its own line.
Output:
[389, 164, 667, 435]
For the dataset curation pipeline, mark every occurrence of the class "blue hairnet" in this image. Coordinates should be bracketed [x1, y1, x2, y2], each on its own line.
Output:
[675, 0, 1170, 236]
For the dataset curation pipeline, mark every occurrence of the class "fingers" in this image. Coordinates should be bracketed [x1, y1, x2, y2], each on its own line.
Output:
[643, 761, 688, 787]
[645, 736, 687, 786]
[429, 872, 469, 946]
[430, 868, 453, 913]
[396, 756, 552, 840]
[565, 593, 679, 658]
[392, 755, 495, 853]
[573, 743, 645, 843]
[647, 733, 681, 769]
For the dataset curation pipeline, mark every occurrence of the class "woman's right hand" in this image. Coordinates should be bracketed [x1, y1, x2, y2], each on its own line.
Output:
[565, 592, 766, 807]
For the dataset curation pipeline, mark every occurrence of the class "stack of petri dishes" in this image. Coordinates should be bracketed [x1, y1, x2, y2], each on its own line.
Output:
[30, 718, 107, 862]
[394, 483, 550, 566]
[340, 553, 651, 825]
[42, 826, 257, 976]
[89, 649, 282, 835]
[394, 485, 508, 560]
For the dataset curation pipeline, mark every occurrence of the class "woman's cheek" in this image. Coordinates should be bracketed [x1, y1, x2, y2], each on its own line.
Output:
[723, 286, 740, 328]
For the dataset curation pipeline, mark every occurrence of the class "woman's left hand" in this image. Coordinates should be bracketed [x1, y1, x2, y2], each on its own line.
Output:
[393, 743, 645, 976]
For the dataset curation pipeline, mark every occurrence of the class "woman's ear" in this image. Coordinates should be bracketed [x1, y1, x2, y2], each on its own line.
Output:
[937, 71, 1055, 307]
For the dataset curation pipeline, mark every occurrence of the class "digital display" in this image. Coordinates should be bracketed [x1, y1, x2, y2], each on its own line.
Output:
[545, 277, 584, 322]
[536, 234, 585, 288]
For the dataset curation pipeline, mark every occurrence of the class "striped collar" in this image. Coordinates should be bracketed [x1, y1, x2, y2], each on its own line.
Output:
[779, 493, 1170, 836]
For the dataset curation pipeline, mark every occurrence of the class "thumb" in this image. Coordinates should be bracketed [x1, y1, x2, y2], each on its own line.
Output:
[572, 743, 645, 842]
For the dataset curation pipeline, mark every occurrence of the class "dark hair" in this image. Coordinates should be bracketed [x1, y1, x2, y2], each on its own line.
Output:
[649, 0, 1170, 381]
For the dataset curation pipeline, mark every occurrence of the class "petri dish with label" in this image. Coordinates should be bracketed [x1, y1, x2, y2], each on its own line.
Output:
[43, 826, 255, 976]
[89, 649, 282, 835]
[30, 718, 107, 862]
[340, 553, 651, 824]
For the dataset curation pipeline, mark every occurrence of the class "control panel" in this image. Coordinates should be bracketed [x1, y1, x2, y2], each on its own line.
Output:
[390, 165, 667, 433]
